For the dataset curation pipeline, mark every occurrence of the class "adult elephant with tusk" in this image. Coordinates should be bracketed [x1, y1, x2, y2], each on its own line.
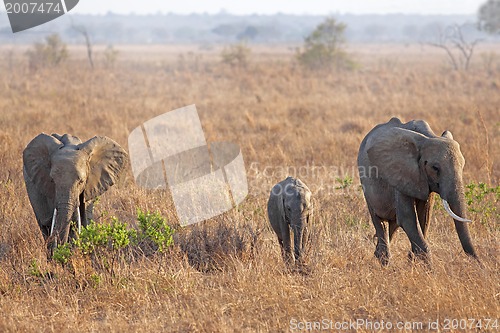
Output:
[357, 117, 478, 265]
[23, 133, 128, 256]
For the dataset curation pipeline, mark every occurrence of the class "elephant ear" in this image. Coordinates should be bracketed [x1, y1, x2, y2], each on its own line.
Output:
[23, 133, 63, 198]
[366, 127, 429, 200]
[52, 133, 82, 146]
[441, 130, 454, 140]
[403, 119, 437, 138]
[78, 136, 128, 201]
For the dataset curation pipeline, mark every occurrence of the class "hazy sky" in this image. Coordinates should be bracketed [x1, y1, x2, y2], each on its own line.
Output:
[74, 0, 485, 15]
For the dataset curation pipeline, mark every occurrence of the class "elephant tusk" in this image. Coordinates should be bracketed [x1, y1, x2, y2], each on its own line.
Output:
[50, 208, 57, 236]
[442, 199, 471, 222]
[76, 207, 81, 234]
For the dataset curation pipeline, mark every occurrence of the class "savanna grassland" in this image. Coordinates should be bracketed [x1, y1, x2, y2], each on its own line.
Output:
[0, 43, 499, 332]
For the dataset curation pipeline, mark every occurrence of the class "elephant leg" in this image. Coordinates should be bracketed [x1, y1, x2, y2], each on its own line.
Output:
[388, 220, 399, 242]
[79, 193, 86, 228]
[24, 177, 53, 241]
[396, 192, 430, 262]
[80, 193, 94, 227]
[84, 201, 94, 226]
[68, 208, 81, 240]
[369, 209, 390, 266]
[292, 225, 302, 263]
[280, 226, 293, 266]
[276, 237, 286, 264]
[273, 229, 285, 261]
[40, 225, 50, 240]
[416, 193, 435, 238]
[301, 223, 309, 256]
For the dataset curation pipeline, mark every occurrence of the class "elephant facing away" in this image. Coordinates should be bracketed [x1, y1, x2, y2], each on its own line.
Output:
[23, 133, 128, 255]
[267, 177, 313, 266]
[358, 117, 478, 265]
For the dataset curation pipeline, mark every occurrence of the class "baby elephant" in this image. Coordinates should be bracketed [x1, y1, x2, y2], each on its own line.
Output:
[267, 177, 313, 265]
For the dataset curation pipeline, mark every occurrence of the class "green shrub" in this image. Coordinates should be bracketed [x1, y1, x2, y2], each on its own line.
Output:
[109, 219, 135, 249]
[29, 259, 43, 278]
[90, 273, 102, 287]
[335, 175, 354, 190]
[53, 243, 72, 265]
[52, 210, 174, 272]
[74, 221, 109, 254]
[137, 209, 174, 253]
[465, 182, 500, 219]
[73, 218, 137, 255]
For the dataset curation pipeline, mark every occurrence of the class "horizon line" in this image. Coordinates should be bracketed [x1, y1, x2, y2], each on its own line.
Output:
[3, 11, 476, 17]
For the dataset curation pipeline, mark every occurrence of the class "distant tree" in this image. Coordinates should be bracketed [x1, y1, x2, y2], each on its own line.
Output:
[478, 0, 500, 33]
[71, 22, 94, 69]
[221, 43, 251, 67]
[296, 17, 356, 70]
[212, 24, 241, 39]
[237, 26, 259, 41]
[427, 24, 482, 71]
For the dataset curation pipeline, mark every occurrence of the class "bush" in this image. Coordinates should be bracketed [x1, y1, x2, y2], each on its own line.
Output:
[335, 175, 354, 190]
[26, 33, 68, 70]
[137, 209, 175, 253]
[297, 18, 357, 71]
[465, 182, 500, 222]
[52, 210, 175, 276]
[103, 44, 119, 68]
[221, 43, 251, 67]
[74, 218, 137, 255]
[53, 243, 72, 265]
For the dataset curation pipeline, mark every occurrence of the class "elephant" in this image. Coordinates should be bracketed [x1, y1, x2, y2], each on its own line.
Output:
[23, 133, 128, 254]
[267, 176, 313, 266]
[357, 117, 478, 265]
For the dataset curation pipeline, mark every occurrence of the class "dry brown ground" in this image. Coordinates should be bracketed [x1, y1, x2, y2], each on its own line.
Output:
[0, 44, 498, 332]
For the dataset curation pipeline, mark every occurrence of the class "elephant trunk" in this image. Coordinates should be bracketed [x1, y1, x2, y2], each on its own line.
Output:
[54, 201, 76, 246]
[446, 193, 478, 259]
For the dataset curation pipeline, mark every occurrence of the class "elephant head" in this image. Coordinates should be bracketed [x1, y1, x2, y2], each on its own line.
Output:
[23, 133, 128, 252]
[366, 127, 477, 258]
[268, 177, 313, 265]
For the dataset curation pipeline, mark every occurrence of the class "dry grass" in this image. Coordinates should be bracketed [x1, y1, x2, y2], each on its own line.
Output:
[0, 44, 498, 332]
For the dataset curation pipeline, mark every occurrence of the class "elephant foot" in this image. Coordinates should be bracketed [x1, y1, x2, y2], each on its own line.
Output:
[282, 256, 293, 266]
[374, 247, 390, 266]
[295, 259, 311, 275]
[407, 250, 432, 267]
[45, 236, 58, 260]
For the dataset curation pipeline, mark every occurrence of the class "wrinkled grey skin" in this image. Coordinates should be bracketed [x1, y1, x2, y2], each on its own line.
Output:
[358, 117, 478, 265]
[23, 133, 128, 255]
[267, 177, 313, 265]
